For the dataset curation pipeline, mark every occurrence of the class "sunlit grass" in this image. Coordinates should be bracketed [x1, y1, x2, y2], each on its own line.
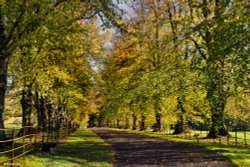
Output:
[4, 124, 22, 128]
[1, 128, 113, 167]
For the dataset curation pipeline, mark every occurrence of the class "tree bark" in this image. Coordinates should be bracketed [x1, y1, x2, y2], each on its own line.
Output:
[206, 82, 229, 138]
[207, 98, 229, 138]
[153, 112, 161, 132]
[35, 91, 41, 127]
[0, 57, 7, 140]
[21, 85, 34, 127]
[125, 115, 129, 129]
[207, 113, 228, 138]
[132, 113, 137, 130]
[46, 101, 53, 134]
[173, 97, 188, 134]
[173, 115, 188, 134]
[34, 92, 47, 130]
[139, 115, 146, 131]
[116, 119, 120, 128]
[153, 96, 162, 132]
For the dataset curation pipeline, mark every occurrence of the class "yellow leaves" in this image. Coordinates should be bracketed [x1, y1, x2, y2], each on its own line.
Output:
[111, 39, 135, 68]
[116, 19, 125, 26]
[0, 0, 5, 5]
[193, 12, 200, 24]
[112, 51, 130, 66]
[48, 65, 73, 84]
[225, 95, 250, 122]
[162, 96, 178, 113]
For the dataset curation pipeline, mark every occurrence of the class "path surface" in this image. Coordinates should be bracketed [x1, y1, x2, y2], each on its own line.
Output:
[91, 128, 234, 167]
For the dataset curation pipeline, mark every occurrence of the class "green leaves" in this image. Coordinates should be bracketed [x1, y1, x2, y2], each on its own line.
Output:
[2, 0, 248, 132]
[98, 0, 250, 134]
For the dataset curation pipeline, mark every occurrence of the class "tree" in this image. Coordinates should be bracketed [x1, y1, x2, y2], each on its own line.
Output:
[1, 0, 127, 140]
[0, 0, 68, 139]
[99, 0, 249, 138]
[186, 0, 249, 138]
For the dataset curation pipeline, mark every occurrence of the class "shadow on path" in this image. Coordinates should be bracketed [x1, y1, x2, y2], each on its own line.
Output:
[91, 128, 235, 167]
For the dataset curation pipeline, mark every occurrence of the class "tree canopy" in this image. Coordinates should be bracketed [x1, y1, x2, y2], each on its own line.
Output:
[1, 0, 249, 139]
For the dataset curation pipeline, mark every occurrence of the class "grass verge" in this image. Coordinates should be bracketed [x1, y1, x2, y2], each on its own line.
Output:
[7, 128, 113, 167]
[111, 128, 250, 167]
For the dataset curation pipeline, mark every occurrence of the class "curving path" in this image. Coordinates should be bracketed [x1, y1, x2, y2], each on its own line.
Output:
[91, 128, 234, 167]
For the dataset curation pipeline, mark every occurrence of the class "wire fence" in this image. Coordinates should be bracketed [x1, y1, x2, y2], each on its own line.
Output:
[160, 124, 250, 148]
[0, 120, 79, 166]
[103, 123, 250, 149]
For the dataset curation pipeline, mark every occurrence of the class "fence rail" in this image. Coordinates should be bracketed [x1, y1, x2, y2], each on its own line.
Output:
[103, 123, 250, 149]
[160, 128, 250, 148]
[0, 123, 79, 166]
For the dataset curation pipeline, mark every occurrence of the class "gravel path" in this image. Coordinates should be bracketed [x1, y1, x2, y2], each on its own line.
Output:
[91, 128, 234, 167]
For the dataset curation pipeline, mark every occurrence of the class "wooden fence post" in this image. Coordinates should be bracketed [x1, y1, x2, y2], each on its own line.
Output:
[11, 128, 15, 167]
[34, 127, 37, 144]
[23, 127, 26, 154]
[29, 127, 32, 146]
[42, 126, 45, 145]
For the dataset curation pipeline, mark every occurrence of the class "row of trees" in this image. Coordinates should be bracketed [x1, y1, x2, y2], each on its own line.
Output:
[0, 0, 126, 140]
[99, 0, 249, 138]
[0, 0, 248, 140]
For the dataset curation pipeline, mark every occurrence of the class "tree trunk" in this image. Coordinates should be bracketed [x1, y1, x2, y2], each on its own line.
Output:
[46, 101, 53, 135]
[35, 92, 47, 130]
[206, 84, 229, 138]
[116, 119, 120, 128]
[173, 115, 188, 134]
[0, 57, 7, 140]
[139, 115, 146, 131]
[35, 91, 41, 127]
[21, 91, 27, 126]
[132, 113, 137, 130]
[34, 91, 40, 127]
[125, 115, 129, 129]
[173, 97, 188, 134]
[21, 85, 33, 127]
[207, 107, 229, 138]
[207, 113, 228, 138]
[152, 95, 162, 132]
[153, 112, 161, 132]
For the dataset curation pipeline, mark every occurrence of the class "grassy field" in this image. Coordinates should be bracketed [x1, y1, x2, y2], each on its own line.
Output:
[113, 128, 250, 167]
[1, 128, 113, 167]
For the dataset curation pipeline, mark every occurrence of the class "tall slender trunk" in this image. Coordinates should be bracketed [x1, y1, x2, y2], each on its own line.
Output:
[21, 84, 33, 126]
[35, 90, 41, 127]
[173, 97, 188, 134]
[35, 92, 47, 130]
[139, 115, 146, 131]
[153, 96, 162, 132]
[125, 115, 129, 129]
[0, 57, 7, 140]
[173, 114, 188, 134]
[132, 113, 137, 130]
[153, 112, 161, 132]
[46, 101, 53, 133]
[116, 119, 120, 128]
